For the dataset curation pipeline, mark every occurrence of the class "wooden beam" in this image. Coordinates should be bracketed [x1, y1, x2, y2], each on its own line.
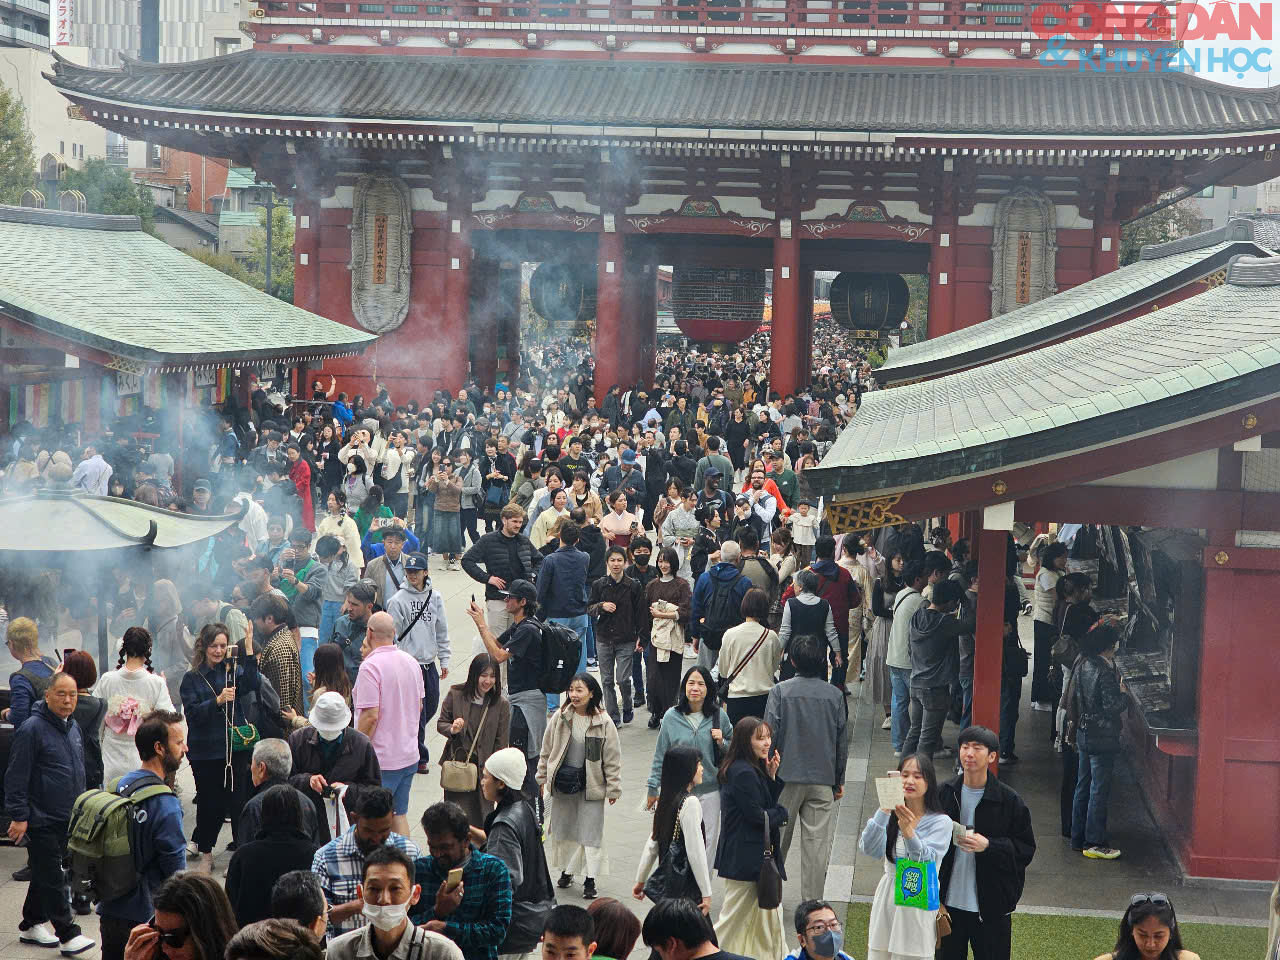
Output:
[1013, 486, 1244, 529]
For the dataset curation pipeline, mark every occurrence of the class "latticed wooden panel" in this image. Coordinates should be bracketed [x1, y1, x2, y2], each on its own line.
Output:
[826, 494, 906, 535]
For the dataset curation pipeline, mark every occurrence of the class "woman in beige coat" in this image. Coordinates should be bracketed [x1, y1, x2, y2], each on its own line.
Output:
[536, 672, 622, 901]
[437, 654, 511, 829]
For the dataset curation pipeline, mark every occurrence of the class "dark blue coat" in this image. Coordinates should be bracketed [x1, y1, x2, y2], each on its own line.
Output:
[714, 758, 787, 882]
[536, 545, 590, 618]
[180, 655, 262, 762]
[5, 700, 86, 827]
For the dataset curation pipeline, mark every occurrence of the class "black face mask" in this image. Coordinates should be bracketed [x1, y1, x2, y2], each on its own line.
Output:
[633, 553, 651, 567]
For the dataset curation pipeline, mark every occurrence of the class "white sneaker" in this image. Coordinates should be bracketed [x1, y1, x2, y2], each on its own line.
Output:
[59, 936, 95, 956]
[881, 716, 892, 730]
[1033, 702, 1054, 712]
[19, 923, 59, 947]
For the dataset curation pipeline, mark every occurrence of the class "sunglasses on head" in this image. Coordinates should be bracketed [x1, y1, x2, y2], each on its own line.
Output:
[148, 916, 190, 948]
[1129, 893, 1170, 908]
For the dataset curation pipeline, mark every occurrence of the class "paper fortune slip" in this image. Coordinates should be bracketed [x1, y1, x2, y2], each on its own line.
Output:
[876, 777, 905, 810]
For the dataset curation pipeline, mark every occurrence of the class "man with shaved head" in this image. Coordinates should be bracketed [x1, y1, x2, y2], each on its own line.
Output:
[353, 609, 425, 837]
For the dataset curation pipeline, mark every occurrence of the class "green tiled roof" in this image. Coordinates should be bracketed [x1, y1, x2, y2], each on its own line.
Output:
[805, 253, 1280, 501]
[224, 166, 262, 190]
[219, 210, 260, 227]
[0, 205, 375, 367]
[877, 218, 1280, 385]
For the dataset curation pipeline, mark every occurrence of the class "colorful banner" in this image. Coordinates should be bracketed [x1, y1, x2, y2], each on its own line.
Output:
[10, 379, 86, 428]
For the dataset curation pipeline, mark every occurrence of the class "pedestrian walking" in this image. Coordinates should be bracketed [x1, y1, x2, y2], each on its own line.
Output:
[588, 545, 645, 725]
[438, 654, 511, 829]
[634, 745, 713, 916]
[717, 587, 781, 725]
[645, 547, 693, 726]
[92, 625, 176, 783]
[1070, 619, 1129, 861]
[385, 551, 450, 774]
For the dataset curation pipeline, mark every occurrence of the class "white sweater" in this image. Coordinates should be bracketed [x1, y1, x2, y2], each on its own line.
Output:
[635, 793, 714, 900]
[92, 666, 175, 783]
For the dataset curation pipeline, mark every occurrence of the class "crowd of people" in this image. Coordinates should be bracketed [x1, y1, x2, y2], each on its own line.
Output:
[0, 322, 1244, 960]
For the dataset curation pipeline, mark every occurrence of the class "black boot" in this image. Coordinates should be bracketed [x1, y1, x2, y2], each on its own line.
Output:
[582, 878, 597, 900]
[12, 865, 30, 882]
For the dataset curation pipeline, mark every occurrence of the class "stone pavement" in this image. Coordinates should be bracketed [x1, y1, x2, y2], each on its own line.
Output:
[0, 568, 1266, 959]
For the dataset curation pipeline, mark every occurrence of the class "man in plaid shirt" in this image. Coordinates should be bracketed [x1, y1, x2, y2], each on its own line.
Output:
[312, 786, 420, 937]
[410, 802, 512, 960]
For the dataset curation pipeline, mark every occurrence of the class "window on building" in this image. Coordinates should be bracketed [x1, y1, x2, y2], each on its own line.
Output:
[357, 3, 384, 10]
[1198, 186, 1214, 198]
[215, 36, 241, 54]
[1232, 186, 1239, 199]
[326, 2, 350, 10]
[392, 3, 415, 10]
[296, 1, 317, 10]
[59, 140, 65, 154]
[265, 1, 289, 9]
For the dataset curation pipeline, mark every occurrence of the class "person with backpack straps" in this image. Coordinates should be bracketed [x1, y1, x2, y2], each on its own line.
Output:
[690, 539, 753, 672]
[81, 709, 188, 960]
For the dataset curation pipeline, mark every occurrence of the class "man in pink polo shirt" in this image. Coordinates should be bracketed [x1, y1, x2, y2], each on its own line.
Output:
[353, 606, 425, 838]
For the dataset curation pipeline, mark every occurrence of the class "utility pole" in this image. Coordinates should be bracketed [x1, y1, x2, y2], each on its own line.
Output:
[258, 190, 282, 298]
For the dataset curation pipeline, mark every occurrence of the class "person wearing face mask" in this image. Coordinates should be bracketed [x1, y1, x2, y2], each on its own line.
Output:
[326, 846, 462, 960]
[96, 710, 189, 960]
[288, 692, 382, 839]
[785, 900, 855, 960]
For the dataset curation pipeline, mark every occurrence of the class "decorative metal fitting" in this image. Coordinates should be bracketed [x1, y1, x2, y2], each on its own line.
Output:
[1243, 413, 1259, 430]
[1214, 551, 1230, 566]
[992, 479, 1008, 496]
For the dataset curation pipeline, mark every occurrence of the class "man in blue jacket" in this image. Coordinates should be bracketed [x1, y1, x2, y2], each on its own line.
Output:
[535, 520, 590, 709]
[690, 540, 752, 671]
[97, 709, 189, 960]
[4, 673, 94, 955]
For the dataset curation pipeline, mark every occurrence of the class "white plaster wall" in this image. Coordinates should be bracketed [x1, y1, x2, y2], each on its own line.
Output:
[321, 186, 355, 209]
[1087, 449, 1220, 491]
[412, 187, 447, 212]
[474, 189, 522, 211]
[798, 44, 862, 56]
[549, 192, 601, 215]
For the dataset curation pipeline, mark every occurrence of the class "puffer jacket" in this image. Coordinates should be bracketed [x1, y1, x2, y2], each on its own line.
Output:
[535, 707, 623, 802]
[1074, 654, 1128, 751]
[461, 530, 543, 601]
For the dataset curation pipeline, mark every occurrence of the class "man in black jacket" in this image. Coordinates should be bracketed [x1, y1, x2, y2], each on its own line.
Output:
[938, 725, 1036, 960]
[588, 546, 646, 725]
[461, 504, 543, 636]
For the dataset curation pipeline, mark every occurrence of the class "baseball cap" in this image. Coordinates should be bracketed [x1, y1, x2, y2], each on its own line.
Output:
[705, 466, 722, 479]
[403, 552, 430, 572]
[502, 579, 538, 603]
[621, 449, 637, 464]
[193, 478, 212, 492]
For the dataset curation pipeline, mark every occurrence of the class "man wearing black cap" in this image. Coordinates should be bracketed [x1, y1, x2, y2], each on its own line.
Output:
[696, 467, 732, 527]
[693, 436, 733, 493]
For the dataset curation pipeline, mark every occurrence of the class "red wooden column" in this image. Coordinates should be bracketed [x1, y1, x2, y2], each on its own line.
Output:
[635, 260, 658, 388]
[929, 160, 958, 337]
[594, 229, 625, 406]
[293, 199, 321, 314]
[973, 526, 1008, 739]
[440, 191, 474, 394]
[1092, 219, 1121, 276]
[497, 262, 521, 387]
[771, 229, 801, 398]
[796, 267, 814, 390]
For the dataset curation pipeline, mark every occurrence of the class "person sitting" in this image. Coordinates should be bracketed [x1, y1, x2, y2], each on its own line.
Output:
[227, 785, 322, 927]
[225, 919, 325, 960]
[269, 870, 329, 943]
[410, 801, 513, 960]
[323, 846, 462, 960]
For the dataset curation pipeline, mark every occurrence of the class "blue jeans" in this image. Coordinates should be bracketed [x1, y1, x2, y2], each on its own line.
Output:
[318, 599, 342, 645]
[417, 662, 441, 765]
[888, 665, 912, 752]
[546, 614, 590, 711]
[999, 673, 1021, 756]
[1071, 729, 1117, 849]
[959, 674, 973, 731]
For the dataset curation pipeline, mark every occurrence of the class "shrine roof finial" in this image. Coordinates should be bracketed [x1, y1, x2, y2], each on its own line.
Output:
[1227, 253, 1280, 286]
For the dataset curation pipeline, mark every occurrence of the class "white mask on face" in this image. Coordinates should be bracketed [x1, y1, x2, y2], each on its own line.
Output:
[317, 727, 343, 741]
[362, 900, 410, 931]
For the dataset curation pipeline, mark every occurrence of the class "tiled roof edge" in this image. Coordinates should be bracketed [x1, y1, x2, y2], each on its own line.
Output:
[0, 205, 141, 232]
[1227, 253, 1280, 286]
[1139, 218, 1256, 260]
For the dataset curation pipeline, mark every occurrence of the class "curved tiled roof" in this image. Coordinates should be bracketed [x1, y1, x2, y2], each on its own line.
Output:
[47, 51, 1280, 137]
[877, 218, 1280, 384]
[805, 253, 1280, 501]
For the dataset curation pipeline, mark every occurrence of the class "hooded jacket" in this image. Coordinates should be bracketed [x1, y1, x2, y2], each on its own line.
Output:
[907, 603, 974, 689]
[386, 579, 450, 668]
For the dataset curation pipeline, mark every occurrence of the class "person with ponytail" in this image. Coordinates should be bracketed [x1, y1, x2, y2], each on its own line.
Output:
[92, 626, 175, 783]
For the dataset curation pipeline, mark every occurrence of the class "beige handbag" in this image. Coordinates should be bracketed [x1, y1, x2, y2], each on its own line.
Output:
[440, 700, 491, 793]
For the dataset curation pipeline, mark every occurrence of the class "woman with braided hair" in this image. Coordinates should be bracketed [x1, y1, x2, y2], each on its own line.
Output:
[92, 626, 175, 783]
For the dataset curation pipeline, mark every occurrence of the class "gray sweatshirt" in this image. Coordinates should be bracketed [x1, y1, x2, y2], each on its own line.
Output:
[458, 463, 483, 510]
[386, 580, 450, 668]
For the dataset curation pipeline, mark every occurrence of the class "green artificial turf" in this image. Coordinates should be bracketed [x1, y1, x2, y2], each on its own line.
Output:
[843, 902, 1268, 959]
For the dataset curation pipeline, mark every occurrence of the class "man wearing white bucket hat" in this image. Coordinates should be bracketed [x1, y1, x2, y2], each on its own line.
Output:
[288, 691, 382, 837]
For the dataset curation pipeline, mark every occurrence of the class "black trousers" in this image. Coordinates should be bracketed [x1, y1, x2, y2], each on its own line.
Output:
[651, 654, 685, 719]
[726, 694, 769, 727]
[940, 907, 1012, 960]
[460, 507, 480, 546]
[22, 822, 80, 942]
[190, 753, 250, 853]
[1031, 620, 1056, 703]
[99, 914, 137, 960]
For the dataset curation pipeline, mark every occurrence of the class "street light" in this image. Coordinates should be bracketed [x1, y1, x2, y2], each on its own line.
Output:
[251, 189, 284, 298]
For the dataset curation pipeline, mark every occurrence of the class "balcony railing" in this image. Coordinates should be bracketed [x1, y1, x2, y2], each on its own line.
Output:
[255, 0, 1179, 35]
[0, 21, 48, 46]
[7, 0, 51, 18]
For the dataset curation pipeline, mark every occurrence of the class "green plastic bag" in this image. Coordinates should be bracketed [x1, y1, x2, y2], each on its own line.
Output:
[893, 857, 940, 910]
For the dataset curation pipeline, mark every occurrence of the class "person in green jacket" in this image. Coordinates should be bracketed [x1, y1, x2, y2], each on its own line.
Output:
[767, 450, 798, 509]
[353, 484, 393, 538]
[644, 665, 730, 865]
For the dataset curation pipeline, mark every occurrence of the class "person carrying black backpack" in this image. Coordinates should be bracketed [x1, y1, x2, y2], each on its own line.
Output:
[690, 540, 753, 672]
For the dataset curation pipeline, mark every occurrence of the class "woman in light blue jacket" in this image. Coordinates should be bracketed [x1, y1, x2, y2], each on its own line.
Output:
[644, 665, 731, 862]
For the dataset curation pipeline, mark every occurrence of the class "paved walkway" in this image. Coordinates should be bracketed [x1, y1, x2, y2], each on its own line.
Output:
[0, 569, 1266, 959]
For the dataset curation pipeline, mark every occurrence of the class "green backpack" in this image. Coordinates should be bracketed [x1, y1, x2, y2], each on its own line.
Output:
[67, 773, 173, 902]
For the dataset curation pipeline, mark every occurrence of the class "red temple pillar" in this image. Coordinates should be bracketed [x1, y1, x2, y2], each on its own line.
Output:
[1092, 219, 1121, 276]
[637, 260, 658, 388]
[294, 199, 320, 314]
[441, 195, 474, 394]
[594, 230, 625, 406]
[470, 258, 500, 391]
[930, 219, 958, 338]
[771, 231, 800, 398]
[973, 526, 1008, 743]
[796, 267, 814, 390]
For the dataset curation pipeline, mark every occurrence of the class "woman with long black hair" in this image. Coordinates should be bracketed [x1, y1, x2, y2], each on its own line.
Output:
[93, 625, 174, 783]
[859, 751, 952, 960]
[633, 745, 713, 916]
[437, 653, 511, 828]
[179, 621, 260, 873]
[713, 715, 788, 959]
[1093, 894, 1200, 960]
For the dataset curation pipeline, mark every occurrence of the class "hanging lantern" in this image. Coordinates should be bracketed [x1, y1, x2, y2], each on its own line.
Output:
[670, 266, 766, 345]
[830, 272, 910, 330]
[530, 261, 597, 327]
